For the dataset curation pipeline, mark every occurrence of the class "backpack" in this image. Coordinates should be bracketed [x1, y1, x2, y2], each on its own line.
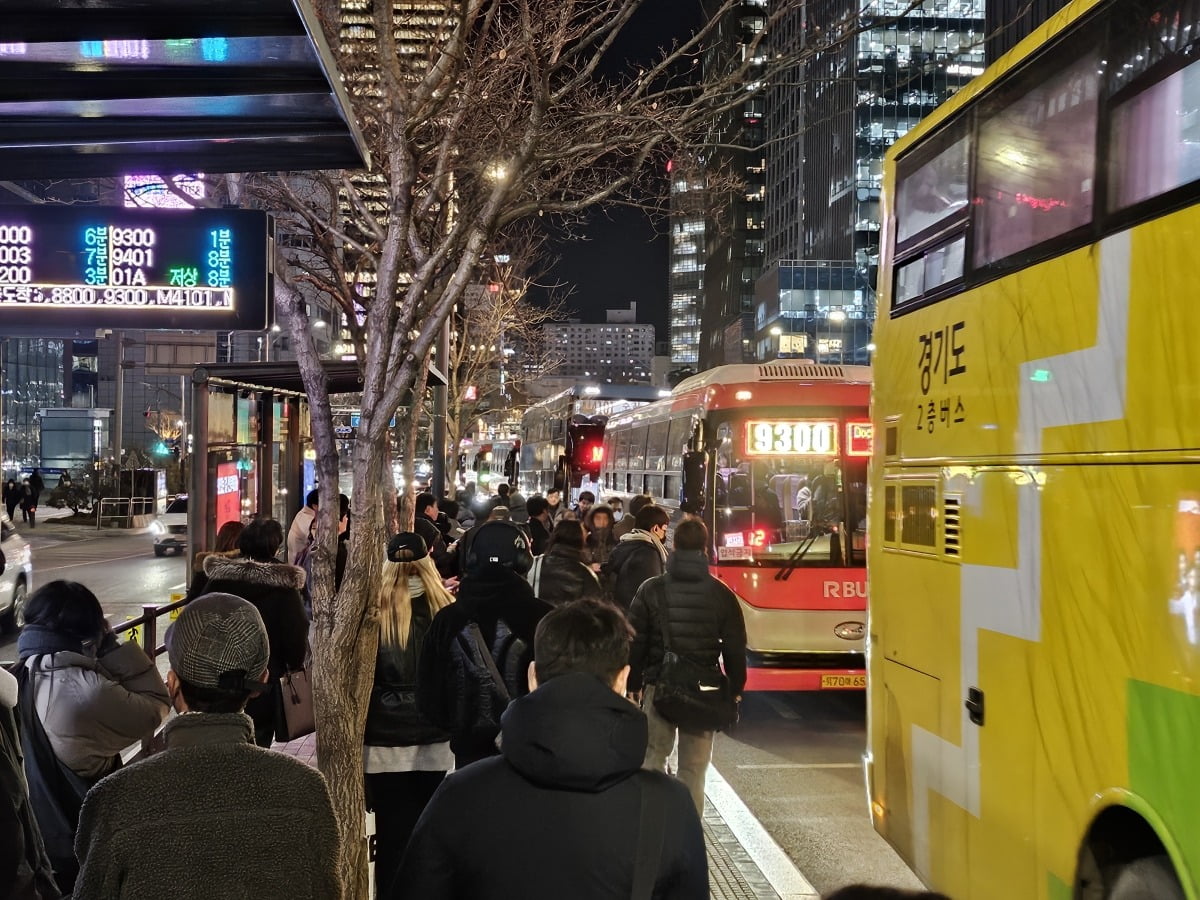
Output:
[446, 619, 527, 740]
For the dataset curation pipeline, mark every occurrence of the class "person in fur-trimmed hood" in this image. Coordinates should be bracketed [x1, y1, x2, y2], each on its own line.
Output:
[202, 519, 308, 747]
[185, 520, 244, 601]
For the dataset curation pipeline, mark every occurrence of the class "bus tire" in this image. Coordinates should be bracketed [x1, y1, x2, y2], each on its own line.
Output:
[1109, 856, 1184, 900]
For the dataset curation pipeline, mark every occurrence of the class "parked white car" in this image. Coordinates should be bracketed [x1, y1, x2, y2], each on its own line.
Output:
[152, 495, 188, 557]
[0, 513, 32, 633]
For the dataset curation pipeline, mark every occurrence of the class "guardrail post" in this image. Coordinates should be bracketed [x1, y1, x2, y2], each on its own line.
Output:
[141, 603, 162, 755]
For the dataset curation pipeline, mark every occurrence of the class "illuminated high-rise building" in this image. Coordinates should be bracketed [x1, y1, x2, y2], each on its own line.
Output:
[756, 0, 986, 364]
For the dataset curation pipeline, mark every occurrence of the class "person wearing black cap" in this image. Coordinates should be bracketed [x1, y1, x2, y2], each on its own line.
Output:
[366, 533, 455, 892]
[73, 593, 341, 900]
[417, 520, 552, 768]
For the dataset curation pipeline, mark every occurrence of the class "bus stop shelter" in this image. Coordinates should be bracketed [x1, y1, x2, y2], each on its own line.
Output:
[189, 361, 446, 559]
[0, 0, 367, 179]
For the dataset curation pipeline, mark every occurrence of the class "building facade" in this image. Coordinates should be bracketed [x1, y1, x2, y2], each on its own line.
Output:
[543, 313, 656, 385]
[756, 0, 986, 364]
[694, 0, 769, 371]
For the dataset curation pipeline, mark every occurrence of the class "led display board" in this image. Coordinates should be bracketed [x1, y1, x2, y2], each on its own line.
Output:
[744, 419, 839, 456]
[0, 205, 272, 330]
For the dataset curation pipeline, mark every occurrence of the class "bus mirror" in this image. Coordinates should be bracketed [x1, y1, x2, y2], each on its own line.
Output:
[681, 451, 706, 512]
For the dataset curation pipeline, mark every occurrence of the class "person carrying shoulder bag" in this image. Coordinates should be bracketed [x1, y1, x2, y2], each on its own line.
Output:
[626, 519, 747, 814]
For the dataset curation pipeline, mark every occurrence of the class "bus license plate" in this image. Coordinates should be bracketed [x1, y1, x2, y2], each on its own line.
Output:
[821, 674, 866, 689]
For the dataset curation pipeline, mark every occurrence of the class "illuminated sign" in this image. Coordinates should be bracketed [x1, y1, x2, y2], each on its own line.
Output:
[0, 205, 271, 330]
[846, 422, 874, 457]
[745, 420, 838, 456]
[124, 174, 206, 210]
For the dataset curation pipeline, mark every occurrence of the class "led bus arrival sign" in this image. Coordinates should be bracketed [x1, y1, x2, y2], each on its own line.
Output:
[0, 206, 272, 331]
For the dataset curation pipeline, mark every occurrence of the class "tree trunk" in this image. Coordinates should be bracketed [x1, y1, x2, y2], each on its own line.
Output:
[311, 430, 388, 899]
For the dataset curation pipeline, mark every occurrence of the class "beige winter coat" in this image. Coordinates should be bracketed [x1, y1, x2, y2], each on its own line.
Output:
[25, 642, 170, 779]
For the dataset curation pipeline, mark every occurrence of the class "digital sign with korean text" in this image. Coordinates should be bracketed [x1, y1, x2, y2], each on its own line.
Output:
[0, 206, 272, 330]
[744, 420, 839, 456]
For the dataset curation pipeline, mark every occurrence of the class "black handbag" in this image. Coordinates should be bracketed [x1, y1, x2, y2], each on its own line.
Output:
[649, 578, 738, 733]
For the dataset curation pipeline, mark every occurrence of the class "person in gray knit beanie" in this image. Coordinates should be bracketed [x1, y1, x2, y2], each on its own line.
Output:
[73, 593, 342, 900]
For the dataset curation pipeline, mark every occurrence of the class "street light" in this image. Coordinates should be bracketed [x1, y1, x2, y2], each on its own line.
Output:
[769, 326, 782, 336]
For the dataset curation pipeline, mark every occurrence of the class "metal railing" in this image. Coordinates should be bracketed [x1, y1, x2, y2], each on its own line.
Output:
[114, 596, 190, 756]
[96, 496, 156, 529]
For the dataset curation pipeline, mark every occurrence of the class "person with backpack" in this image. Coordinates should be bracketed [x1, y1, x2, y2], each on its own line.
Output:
[605, 505, 670, 612]
[527, 520, 604, 607]
[365, 533, 455, 894]
[392, 601, 707, 900]
[417, 520, 551, 768]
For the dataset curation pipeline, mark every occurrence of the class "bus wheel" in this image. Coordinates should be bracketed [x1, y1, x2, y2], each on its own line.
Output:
[1109, 856, 1184, 900]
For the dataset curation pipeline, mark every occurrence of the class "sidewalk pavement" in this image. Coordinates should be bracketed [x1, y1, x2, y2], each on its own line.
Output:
[17, 505, 156, 547]
[271, 736, 791, 900]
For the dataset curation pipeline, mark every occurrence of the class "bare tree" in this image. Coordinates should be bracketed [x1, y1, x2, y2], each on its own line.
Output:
[220, 1, 833, 892]
[445, 249, 564, 482]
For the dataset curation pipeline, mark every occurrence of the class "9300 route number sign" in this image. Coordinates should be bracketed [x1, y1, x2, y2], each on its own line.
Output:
[0, 205, 272, 331]
[744, 420, 839, 456]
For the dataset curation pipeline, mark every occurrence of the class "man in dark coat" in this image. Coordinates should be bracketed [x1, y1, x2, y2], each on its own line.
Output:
[0, 666, 60, 899]
[394, 601, 707, 900]
[524, 496, 552, 556]
[73, 594, 340, 900]
[605, 505, 670, 611]
[418, 521, 551, 767]
[415, 493, 458, 577]
[628, 519, 747, 814]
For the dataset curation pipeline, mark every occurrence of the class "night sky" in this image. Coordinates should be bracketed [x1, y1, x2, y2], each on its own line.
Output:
[527, 1, 706, 343]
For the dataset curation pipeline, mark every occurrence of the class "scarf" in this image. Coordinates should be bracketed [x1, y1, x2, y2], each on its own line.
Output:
[17, 624, 88, 661]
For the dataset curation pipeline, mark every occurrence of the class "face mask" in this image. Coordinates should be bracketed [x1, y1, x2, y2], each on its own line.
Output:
[612, 510, 624, 522]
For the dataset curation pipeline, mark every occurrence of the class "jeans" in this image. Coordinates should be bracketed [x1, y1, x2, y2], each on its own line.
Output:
[642, 684, 713, 814]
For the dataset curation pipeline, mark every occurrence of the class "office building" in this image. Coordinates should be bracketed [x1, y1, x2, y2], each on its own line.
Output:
[543, 313, 656, 385]
[756, 0, 986, 363]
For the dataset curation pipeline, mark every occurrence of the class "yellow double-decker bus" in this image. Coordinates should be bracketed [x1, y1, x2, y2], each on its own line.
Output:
[867, 0, 1200, 896]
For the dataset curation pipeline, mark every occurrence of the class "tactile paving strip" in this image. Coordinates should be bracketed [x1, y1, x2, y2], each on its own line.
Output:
[704, 801, 782, 900]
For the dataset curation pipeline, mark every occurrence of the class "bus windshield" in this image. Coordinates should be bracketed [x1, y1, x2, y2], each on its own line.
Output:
[709, 415, 867, 568]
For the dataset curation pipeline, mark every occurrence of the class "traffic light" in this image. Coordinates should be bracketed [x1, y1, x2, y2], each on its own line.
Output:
[569, 422, 605, 479]
[152, 441, 169, 456]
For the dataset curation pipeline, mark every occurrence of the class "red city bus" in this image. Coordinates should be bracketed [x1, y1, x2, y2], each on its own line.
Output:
[600, 360, 872, 690]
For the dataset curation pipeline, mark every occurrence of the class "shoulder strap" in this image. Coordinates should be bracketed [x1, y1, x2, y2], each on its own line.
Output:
[580, 562, 600, 584]
[632, 775, 668, 900]
[467, 622, 511, 704]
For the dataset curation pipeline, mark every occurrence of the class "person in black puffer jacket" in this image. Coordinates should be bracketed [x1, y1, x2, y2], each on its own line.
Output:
[366, 532, 454, 893]
[628, 519, 747, 813]
[605, 505, 670, 611]
[418, 521, 552, 768]
[527, 520, 604, 607]
[201, 519, 308, 748]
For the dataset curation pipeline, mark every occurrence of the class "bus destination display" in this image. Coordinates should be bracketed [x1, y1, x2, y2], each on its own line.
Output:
[745, 419, 839, 456]
[0, 206, 272, 331]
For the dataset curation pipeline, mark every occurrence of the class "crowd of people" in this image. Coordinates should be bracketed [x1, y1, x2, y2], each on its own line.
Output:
[0, 482, 948, 900]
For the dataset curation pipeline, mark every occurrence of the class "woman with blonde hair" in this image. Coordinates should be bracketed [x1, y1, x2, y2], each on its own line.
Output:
[364, 531, 455, 887]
